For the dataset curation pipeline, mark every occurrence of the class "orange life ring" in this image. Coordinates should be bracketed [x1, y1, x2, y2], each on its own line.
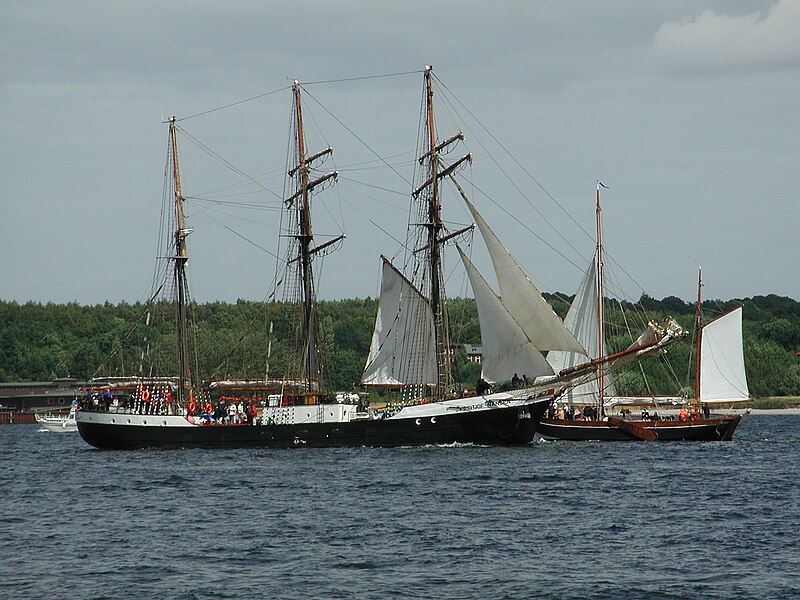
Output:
[188, 400, 197, 414]
[142, 389, 151, 402]
[205, 402, 213, 414]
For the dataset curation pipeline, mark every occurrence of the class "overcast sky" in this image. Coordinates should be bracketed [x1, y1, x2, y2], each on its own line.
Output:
[2, 1, 798, 307]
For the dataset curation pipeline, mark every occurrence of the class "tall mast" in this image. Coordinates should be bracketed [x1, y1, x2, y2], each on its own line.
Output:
[595, 180, 606, 417]
[286, 81, 338, 392]
[694, 267, 703, 409]
[169, 117, 192, 406]
[292, 81, 318, 390]
[424, 66, 449, 400]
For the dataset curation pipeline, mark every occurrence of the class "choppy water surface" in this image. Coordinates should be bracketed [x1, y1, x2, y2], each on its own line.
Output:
[2, 415, 798, 599]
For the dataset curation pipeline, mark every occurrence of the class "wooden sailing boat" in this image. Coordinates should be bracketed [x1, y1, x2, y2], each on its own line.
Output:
[535, 185, 744, 441]
[453, 176, 689, 438]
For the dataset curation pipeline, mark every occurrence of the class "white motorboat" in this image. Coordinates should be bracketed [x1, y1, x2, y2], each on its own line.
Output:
[36, 404, 77, 432]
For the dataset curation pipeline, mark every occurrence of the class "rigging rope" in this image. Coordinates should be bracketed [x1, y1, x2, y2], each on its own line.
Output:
[178, 86, 291, 121]
[300, 69, 424, 86]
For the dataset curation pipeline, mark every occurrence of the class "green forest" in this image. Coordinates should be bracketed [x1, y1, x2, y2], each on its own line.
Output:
[1, 293, 799, 399]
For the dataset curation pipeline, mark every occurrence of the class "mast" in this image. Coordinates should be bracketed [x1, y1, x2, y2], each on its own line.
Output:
[293, 81, 317, 390]
[595, 180, 606, 417]
[424, 66, 450, 400]
[169, 117, 192, 407]
[287, 81, 338, 393]
[694, 267, 703, 410]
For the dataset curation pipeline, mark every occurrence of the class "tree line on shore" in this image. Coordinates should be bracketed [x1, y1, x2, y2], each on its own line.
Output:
[1, 293, 798, 398]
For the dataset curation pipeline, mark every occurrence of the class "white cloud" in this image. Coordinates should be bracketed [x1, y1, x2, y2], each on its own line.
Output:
[653, 0, 800, 72]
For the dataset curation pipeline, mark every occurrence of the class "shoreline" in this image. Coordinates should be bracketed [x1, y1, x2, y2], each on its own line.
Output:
[725, 407, 800, 415]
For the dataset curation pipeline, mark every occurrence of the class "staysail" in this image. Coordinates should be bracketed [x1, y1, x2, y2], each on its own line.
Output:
[462, 197, 585, 354]
[699, 307, 750, 403]
[458, 247, 554, 382]
[547, 256, 617, 401]
[361, 257, 437, 387]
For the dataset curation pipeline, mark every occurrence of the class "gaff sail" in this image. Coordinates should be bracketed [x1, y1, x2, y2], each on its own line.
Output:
[361, 257, 437, 387]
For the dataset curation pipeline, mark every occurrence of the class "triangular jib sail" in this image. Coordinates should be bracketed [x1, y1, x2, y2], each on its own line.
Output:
[462, 197, 585, 354]
[458, 247, 554, 382]
[547, 256, 617, 401]
[700, 307, 750, 403]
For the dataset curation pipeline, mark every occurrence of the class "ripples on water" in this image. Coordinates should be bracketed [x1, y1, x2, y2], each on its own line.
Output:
[2, 416, 798, 599]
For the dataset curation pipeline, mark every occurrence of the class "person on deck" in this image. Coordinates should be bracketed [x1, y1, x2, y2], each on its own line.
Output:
[215, 400, 226, 424]
[101, 389, 112, 412]
[228, 401, 238, 424]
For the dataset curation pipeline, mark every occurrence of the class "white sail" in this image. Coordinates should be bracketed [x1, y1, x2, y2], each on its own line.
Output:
[458, 247, 554, 382]
[463, 197, 585, 354]
[547, 257, 616, 402]
[361, 257, 437, 387]
[547, 259, 598, 369]
[700, 307, 749, 403]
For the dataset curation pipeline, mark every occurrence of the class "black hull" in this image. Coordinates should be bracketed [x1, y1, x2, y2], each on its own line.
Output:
[535, 415, 741, 442]
[77, 400, 549, 449]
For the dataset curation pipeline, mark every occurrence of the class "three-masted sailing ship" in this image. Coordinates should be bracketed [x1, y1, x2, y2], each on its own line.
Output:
[77, 70, 558, 449]
[534, 185, 745, 441]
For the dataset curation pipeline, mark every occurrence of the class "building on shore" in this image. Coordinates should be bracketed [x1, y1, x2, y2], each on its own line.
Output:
[0, 378, 83, 413]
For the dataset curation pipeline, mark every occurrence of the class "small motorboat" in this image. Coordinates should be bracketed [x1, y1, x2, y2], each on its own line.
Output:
[36, 404, 77, 432]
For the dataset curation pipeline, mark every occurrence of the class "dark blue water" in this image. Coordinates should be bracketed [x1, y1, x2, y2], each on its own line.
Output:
[2, 416, 798, 600]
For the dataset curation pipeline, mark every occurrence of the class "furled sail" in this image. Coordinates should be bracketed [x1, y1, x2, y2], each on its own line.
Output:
[700, 307, 750, 403]
[458, 247, 554, 382]
[462, 197, 585, 354]
[547, 257, 617, 401]
[361, 257, 437, 386]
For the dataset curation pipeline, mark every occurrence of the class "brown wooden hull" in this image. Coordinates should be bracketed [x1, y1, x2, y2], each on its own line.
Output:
[535, 415, 741, 442]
